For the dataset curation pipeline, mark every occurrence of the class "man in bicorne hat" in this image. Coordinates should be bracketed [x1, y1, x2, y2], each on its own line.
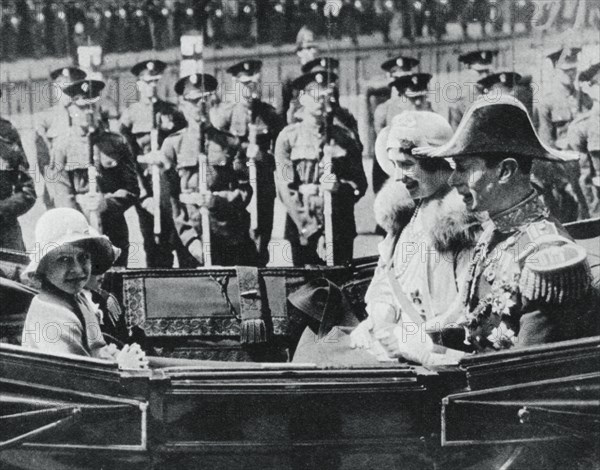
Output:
[535, 46, 593, 222]
[567, 61, 600, 217]
[35, 66, 87, 209]
[48, 79, 139, 267]
[274, 71, 367, 266]
[160, 73, 257, 267]
[211, 59, 285, 266]
[448, 49, 498, 130]
[119, 59, 187, 268]
[412, 96, 593, 353]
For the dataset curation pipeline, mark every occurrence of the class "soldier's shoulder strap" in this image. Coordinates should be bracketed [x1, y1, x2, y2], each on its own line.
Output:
[517, 219, 591, 304]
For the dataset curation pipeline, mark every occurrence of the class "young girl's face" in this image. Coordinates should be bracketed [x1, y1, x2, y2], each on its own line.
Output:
[42, 245, 92, 295]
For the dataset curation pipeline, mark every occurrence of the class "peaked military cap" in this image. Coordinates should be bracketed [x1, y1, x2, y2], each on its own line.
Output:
[301, 57, 340, 74]
[546, 46, 581, 69]
[477, 71, 522, 92]
[291, 71, 338, 90]
[413, 96, 579, 163]
[174, 73, 218, 98]
[381, 55, 420, 75]
[50, 67, 87, 83]
[226, 59, 263, 77]
[62, 79, 106, 105]
[579, 62, 600, 82]
[458, 49, 498, 70]
[390, 73, 431, 97]
[131, 60, 167, 80]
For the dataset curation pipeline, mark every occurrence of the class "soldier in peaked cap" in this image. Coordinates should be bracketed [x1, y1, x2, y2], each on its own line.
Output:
[160, 73, 257, 267]
[535, 46, 592, 222]
[35, 67, 87, 209]
[274, 70, 368, 266]
[0, 89, 36, 251]
[301, 57, 340, 75]
[119, 59, 187, 268]
[567, 62, 600, 217]
[372, 56, 420, 196]
[390, 73, 435, 112]
[211, 59, 285, 266]
[287, 69, 362, 152]
[448, 49, 498, 130]
[414, 96, 593, 354]
[48, 79, 140, 267]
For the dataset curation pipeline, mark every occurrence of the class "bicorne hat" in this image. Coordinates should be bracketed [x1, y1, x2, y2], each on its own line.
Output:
[413, 96, 579, 162]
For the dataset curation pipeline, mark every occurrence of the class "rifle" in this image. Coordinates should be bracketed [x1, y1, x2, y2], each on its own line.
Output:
[150, 98, 161, 243]
[247, 94, 259, 232]
[197, 96, 212, 266]
[319, 85, 336, 267]
[85, 106, 102, 233]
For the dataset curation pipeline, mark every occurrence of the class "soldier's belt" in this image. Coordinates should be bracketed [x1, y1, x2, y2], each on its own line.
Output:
[298, 184, 320, 196]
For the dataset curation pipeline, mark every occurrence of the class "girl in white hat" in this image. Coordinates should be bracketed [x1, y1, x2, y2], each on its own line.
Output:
[21, 208, 147, 369]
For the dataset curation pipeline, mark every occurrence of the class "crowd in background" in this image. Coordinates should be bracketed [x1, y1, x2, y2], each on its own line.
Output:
[1, 0, 599, 62]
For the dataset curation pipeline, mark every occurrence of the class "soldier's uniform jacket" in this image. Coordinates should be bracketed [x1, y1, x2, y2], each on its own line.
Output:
[160, 124, 253, 250]
[35, 104, 70, 161]
[462, 192, 592, 351]
[537, 82, 593, 150]
[0, 118, 36, 251]
[274, 121, 367, 242]
[49, 128, 139, 213]
[567, 102, 600, 215]
[373, 95, 413, 134]
[119, 98, 186, 200]
[448, 86, 483, 130]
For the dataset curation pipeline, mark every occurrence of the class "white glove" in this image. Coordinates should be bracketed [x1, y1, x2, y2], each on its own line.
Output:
[376, 323, 434, 365]
[116, 343, 149, 370]
[349, 318, 374, 349]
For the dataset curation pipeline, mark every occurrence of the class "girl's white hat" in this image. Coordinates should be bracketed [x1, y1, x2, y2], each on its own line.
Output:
[23, 208, 119, 279]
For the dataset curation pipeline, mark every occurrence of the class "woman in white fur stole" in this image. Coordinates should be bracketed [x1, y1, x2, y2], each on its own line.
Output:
[350, 111, 482, 366]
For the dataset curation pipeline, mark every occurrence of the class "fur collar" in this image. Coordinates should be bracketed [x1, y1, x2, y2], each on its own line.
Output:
[374, 180, 483, 253]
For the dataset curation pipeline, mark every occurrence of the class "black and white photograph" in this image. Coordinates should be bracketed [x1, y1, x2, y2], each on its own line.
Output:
[0, 0, 599, 468]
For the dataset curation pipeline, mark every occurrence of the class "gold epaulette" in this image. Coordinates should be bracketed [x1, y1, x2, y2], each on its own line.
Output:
[519, 233, 591, 304]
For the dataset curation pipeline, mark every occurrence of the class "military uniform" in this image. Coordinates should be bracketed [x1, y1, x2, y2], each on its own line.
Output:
[119, 60, 188, 268]
[568, 102, 600, 217]
[161, 124, 257, 267]
[462, 193, 592, 351]
[35, 67, 87, 209]
[275, 120, 367, 266]
[0, 117, 36, 251]
[418, 97, 593, 353]
[535, 47, 593, 222]
[49, 127, 139, 267]
[212, 60, 285, 266]
[161, 73, 257, 267]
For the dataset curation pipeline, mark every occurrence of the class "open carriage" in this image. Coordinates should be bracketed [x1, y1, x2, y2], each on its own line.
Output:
[1, 218, 599, 469]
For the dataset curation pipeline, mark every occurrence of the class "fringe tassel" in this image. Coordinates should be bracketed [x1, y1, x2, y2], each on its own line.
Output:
[520, 262, 592, 304]
[240, 319, 268, 344]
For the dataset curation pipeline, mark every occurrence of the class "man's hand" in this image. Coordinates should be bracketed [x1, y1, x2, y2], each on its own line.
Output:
[137, 150, 164, 167]
[141, 197, 155, 214]
[78, 192, 107, 213]
[116, 343, 148, 369]
[320, 173, 340, 193]
[246, 143, 260, 160]
[188, 239, 204, 264]
[179, 191, 212, 207]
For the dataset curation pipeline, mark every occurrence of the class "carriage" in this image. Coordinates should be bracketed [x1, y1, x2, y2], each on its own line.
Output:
[1, 218, 598, 469]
